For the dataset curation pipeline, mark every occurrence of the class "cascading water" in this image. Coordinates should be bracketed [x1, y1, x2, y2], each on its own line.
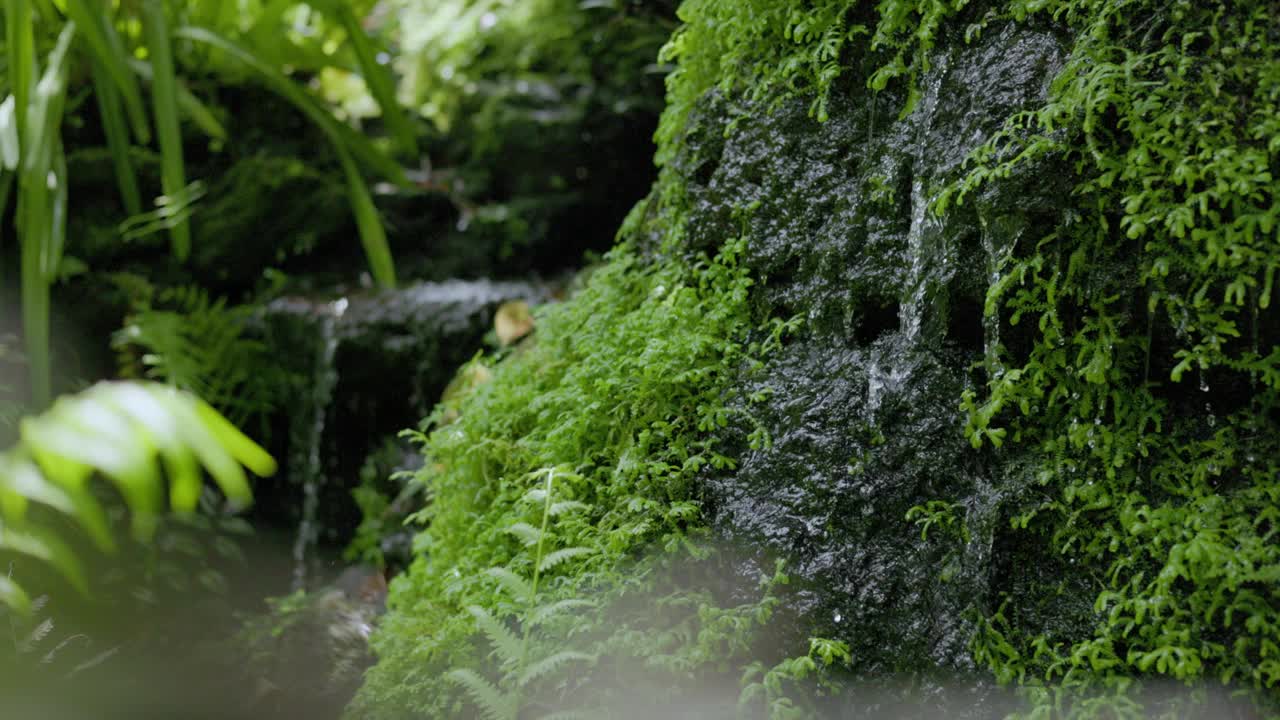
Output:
[290, 297, 347, 591]
[866, 55, 950, 417]
[978, 210, 1019, 379]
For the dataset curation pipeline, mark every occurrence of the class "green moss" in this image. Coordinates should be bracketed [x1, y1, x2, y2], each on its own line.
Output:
[348, 210, 784, 715]
[356, 0, 1280, 715]
[940, 0, 1280, 712]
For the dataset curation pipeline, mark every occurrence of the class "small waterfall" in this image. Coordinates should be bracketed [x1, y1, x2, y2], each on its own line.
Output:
[978, 211, 1017, 379]
[291, 297, 347, 592]
[867, 55, 950, 417]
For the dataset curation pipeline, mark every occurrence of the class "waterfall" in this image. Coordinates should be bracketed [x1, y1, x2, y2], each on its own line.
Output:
[978, 211, 1017, 380]
[867, 54, 950, 417]
[291, 297, 347, 592]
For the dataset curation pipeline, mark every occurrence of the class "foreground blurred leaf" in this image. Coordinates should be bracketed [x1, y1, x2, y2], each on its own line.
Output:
[0, 381, 276, 612]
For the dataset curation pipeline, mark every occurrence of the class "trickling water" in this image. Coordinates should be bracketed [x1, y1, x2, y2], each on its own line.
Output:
[978, 211, 1017, 379]
[868, 56, 950, 417]
[291, 297, 347, 591]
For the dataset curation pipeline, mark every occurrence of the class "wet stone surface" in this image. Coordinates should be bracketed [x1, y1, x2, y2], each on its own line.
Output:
[254, 279, 554, 565]
[681, 21, 1070, 686]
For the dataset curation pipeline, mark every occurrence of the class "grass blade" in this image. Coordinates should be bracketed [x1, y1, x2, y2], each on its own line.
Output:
[18, 22, 76, 410]
[142, 0, 191, 262]
[5, 0, 36, 143]
[322, 0, 418, 157]
[0, 95, 18, 170]
[92, 67, 142, 215]
[175, 26, 401, 288]
[64, 0, 152, 144]
[128, 59, 228, 142]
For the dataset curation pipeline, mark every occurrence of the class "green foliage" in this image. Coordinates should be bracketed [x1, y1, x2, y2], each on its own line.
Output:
[112, 282, 282, 431]
[654, 0, 972, 163]
[0, 2, 411, 410]
[447, 469, 597, 720]
[390, 0, 669, 135]
[739, 636, 852, 719]
[0, 380, 275, 612]
[916, 0, 1280, 714]
[351, 218, 775, 715]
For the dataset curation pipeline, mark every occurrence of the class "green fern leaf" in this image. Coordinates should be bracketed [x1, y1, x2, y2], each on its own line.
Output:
[517, 650, 595, 688]
[486, 567, 534, 603]
[0, 527, 87, 594]
[0, 381, 274, 612]
[506, 522, 543, 546]
[538, 547, 595, 573]
[447, 668, 516, 720]
[548, 500, 589, 517]
[527, 598, 596, 627]
[468, 605, 524, 670]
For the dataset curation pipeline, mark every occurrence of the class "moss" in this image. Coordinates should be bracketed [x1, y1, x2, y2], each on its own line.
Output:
[347, 212, 783, 715]
[355, 0, 1280, 716]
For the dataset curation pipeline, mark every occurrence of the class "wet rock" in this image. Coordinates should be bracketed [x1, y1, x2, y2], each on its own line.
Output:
[253, 279, 554, 570]
[682, 21, 1070, 685]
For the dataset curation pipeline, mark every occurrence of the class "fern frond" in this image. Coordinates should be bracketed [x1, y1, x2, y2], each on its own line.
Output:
[18, 617, 53, 653]
[537, 547, 595, 573]
[517, 650, 595, 688]
[527, 599, 596, 627]
[548, 500, 589, 517]
[447, 668, 516, 720]
[467, 605, 523, 670]
[485, 567, 533, 603]
[113, 286, 277, 429]
[506, 522, 542, 546]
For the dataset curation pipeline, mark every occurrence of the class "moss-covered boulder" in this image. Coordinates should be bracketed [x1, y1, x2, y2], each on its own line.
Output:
[351, 0, 1280, 717]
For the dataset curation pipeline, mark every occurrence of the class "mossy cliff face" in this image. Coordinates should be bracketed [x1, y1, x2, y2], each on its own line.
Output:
[353, 0, 1279, 716]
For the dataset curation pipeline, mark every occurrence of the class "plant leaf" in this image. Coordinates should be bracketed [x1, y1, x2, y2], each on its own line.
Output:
[446, 668, 515, 720]
[486, 566, 534, 603]
[142, 0, 191, 261]
[538, 546, 595, 573]
[467, 605, 523, 670]
[517, 650, 595, 688]
[64, 0, 151, 143]
[173, 26, 401, 288]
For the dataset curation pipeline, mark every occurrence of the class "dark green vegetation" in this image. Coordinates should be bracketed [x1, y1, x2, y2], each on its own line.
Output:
[350, 0, 1280, 717]
[0, 0, 1275, 718]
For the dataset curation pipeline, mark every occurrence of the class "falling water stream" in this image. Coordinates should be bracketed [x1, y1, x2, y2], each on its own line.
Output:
[290, 297, 348, 591]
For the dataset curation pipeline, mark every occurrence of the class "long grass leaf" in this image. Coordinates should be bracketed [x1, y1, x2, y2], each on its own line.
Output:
[18, 22, 76, 410]
[127, 59, 227, 141]
[91, 67, 142, 215]
[5, 0, 36, 143]
[174, 26, 401, 287]
[64, 0, 151, 143]
[174, 27, 410, 186]
[142, 0, 190, 261]
[0, 573, 32, 614]
[0, 95, 19, 170]
[337, 149, 397, 287]
[321, 1, 418, 156]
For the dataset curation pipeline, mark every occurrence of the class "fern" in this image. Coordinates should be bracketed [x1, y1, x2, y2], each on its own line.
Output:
[113, 283, 281, 430]
[448, 468, 597, 719]
[448, 667, 516, 720]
